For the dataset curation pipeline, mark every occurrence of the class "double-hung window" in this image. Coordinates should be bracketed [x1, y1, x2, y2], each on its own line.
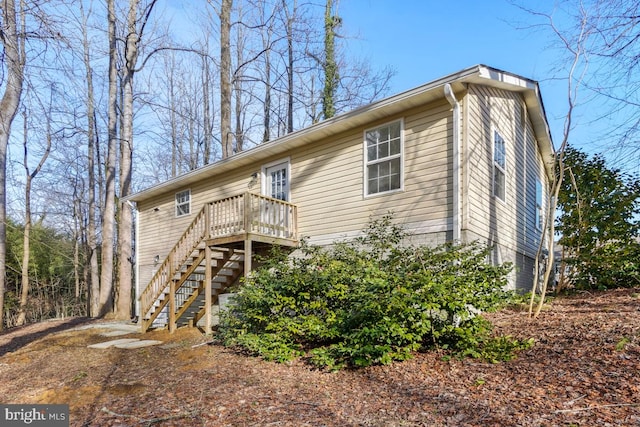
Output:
[493, 130, 506, 201]
[535, 178, 544, 230]
[175, 189, 191, 217]
[365, 120, 402, 196]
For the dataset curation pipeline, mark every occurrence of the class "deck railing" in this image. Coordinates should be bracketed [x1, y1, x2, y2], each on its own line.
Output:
[209, 192, 298, 240]
[139, 192, 298, 326]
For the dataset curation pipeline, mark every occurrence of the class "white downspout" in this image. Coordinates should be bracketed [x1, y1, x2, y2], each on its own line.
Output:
[130, 201, 140, 319]
[444, 83, 461, 242]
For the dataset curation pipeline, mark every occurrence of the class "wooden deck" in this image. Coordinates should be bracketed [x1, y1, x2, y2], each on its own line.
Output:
[139, 192, 298, 333]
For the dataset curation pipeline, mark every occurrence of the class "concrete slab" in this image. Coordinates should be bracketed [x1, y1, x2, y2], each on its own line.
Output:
[88, 338, 140, 349]
[99, 323, 140, 333]
[74, 322, 140, 333]
[100, 330, 133, 337]
[114, 340, 163, 349]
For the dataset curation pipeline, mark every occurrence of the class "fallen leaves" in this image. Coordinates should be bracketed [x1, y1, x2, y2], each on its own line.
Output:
[0, 288, 639, 426]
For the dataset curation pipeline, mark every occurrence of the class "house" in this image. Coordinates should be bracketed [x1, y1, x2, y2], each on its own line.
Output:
[125, 64, 554, 333]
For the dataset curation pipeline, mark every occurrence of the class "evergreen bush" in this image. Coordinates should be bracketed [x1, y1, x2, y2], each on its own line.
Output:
[219, 214, 530, 369]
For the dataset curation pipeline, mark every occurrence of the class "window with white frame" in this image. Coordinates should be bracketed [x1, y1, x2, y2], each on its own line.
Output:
[535, 178, 543, 230]
[175, 189, 191, 217]
[365, 120, 402, 195]
[493, 130, 506, 201]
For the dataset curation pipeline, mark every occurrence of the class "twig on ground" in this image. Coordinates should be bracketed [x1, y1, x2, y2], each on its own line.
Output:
[555, 402, 639, 414]
[101, 407, 138, 419]
[191, 341, 213, 348]
[140, 411, 200, 426]
[100, 407, 200, 425]
[563, 394, 586, 406]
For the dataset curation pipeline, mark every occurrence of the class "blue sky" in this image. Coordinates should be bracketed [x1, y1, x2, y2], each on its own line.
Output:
[166, 0, 623, 167]
[336, 0, 586, 154]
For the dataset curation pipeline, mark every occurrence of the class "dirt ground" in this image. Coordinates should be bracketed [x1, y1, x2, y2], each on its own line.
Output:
[1, 288, 639, 426]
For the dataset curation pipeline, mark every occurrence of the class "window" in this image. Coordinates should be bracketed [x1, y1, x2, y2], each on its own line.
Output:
[535, 178, 543, 230]
[175, 189, 190, 217]
[493, 130, 506, 201]
[365, 120, 402, 195]
[264, 161, 289, 201]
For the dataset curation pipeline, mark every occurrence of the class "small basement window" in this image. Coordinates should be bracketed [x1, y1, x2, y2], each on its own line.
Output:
[175, 189, 191, 217]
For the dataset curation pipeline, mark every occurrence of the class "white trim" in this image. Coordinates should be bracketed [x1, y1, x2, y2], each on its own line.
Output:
[463, 90, 470, 230]
[521, 102, 528, 240]
[175, 189, 191, 217]
[492, 127, 507, 204]
[134, 206, 140, 318]
[261, 157, 291, 201]
[535, 177, 543, 231]
[444, 84, 461, 242]
[363, 119, 404, 198]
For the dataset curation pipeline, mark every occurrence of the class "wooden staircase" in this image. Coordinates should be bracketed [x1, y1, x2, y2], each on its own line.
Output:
[142, 247, 244, 331]
[138, 192, 298, 333]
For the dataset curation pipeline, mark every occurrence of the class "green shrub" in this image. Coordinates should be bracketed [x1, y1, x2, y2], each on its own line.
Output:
[219, 214, 524, 369]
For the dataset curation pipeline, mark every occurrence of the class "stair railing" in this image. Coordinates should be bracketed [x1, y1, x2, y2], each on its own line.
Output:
[139, 192, 298, 330]
[139, 204, 209, 322]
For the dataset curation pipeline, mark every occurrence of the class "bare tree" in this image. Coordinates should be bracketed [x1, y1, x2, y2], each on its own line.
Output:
[116, 0, 158, 320]
[16, 107, 51, 326]
[0, 0, 26, 330]
[321, 0, 338, 120]
[283, 0, 295, 133]
[99, 0, 118, 316]
[219, 0, 233, 158]
[523, 4, 590, 317]
[77, 0, 101, 317]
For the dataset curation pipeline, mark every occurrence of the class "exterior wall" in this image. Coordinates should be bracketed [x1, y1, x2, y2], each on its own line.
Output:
[136, 166, 261, 291]
[135, 82, 550, 295]
[463, 84, 548, 290]
[294, 98, 453, 245]
[136, 97, 455, 290]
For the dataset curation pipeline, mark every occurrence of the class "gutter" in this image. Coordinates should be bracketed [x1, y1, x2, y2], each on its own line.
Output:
[444, 83, 461, 242]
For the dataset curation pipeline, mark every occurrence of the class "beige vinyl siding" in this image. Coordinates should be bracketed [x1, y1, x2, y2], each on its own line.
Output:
[136, 166, 260, 286]
[465, 84, 535, 256]
[522, 117, 546, 254]
[291, 99, 452, 241]
[464, 84, 547, 289]
[136, 97, 454, 287]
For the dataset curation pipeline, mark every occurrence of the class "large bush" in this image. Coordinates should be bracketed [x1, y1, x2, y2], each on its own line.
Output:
[557, 146, 640, 290]
[219, 215, 525, 369]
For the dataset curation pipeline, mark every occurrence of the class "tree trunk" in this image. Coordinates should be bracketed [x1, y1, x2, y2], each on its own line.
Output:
[322, 0, 338, 120]
[284, 0, 295, 133]
[220, 0, 232, 158]
[234, 13, 244, 153]
[0, 0, 25, 331]
[80, 0, 100, 317]
[17, 109, 51, 326]
[100, 0, 118, 317]
[116, 0, 157, 320]
[202, 52, 212, 164]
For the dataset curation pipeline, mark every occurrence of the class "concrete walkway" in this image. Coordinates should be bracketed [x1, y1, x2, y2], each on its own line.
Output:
[79, 321, 164, 349]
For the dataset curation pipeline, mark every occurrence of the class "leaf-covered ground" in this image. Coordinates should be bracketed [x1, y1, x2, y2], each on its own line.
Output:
[1, 288, 639, 426]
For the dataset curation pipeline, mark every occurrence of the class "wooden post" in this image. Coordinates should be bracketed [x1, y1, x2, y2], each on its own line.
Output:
[204, 245, 212, 335]
[169, 280, 176, 333]
[244, 238, 252, 278]
[202, 202, 212, 334]
[243, 193, 252, 277]
[243, 192, 251, 233]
